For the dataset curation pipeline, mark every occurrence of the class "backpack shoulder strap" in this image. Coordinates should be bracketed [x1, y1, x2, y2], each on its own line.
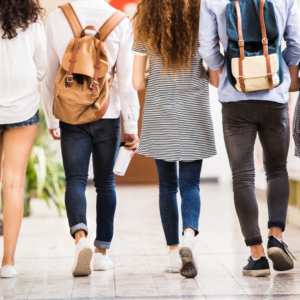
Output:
[59, 3, 83, 38]
[97, 11, 128, 42]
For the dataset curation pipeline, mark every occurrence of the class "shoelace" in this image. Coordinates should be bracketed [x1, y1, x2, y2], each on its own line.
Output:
[283, 242, 297, 261]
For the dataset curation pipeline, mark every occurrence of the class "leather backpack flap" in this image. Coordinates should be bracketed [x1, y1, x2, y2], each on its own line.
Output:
[232, 54, 280, 92]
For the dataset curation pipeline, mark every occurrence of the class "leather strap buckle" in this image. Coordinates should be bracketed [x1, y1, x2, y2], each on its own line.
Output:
[238, 40, 244, 47]
[67, 75, 73, 83]
[90, 81, 99, 89]
[262, 38, 268, 45]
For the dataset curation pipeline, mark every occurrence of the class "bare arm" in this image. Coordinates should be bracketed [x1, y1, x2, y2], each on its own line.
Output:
[208, 64, 224, 88]
[289, 65, 300, 93]
[132, 55, 149, 91]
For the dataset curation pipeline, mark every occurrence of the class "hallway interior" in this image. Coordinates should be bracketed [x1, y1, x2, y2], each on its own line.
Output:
[0, 183, 300, 300]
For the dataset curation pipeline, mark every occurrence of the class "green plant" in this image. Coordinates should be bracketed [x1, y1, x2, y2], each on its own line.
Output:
[24, 108, 65, 217]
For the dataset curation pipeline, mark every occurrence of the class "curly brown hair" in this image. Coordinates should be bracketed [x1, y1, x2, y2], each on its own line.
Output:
[0, 0, 45, 40]
[132, 0, 201, 75]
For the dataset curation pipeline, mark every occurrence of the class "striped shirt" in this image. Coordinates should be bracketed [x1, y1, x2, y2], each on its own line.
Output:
[293, 92, 300, 158]
[132, 39, 216, 162]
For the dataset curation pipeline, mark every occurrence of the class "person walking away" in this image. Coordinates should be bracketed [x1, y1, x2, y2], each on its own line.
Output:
[42, 0, 140, 277]
[0, 0, 47, 278]
[199, 0, 300, 276]
[132, 0, 217, 279]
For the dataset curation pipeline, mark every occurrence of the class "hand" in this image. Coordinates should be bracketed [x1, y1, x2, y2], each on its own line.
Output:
[122, 134, 139, 157]
[49, 128, 60, 140]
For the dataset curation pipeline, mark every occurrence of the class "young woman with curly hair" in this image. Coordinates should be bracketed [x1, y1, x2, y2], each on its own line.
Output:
[0, 0, 47, 278]
[132, 0, 219, 278]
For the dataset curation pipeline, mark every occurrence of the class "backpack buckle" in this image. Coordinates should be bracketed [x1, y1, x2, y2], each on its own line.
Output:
[67, 75, 73, 83]
[238, 40, 244, 47]
[90, 81, 99, 90]
[262, 38, 268, 45]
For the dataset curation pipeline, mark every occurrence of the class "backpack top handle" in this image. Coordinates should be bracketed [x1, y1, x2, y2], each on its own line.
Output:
[234, 0, 273, 93]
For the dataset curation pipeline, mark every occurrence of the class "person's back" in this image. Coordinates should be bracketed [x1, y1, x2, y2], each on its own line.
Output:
[199, 0, 300, 277]
[42, 0, 140, 277]
[42, 0, 139, 130]
[0, 5, 47, 124]
[131, 0, 216, 279]
[199, 0, 300, 103]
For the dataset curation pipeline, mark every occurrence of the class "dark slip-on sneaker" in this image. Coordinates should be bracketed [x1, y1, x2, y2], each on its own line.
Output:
[243, 256, 271, 277]
[267, 236, 296, 272]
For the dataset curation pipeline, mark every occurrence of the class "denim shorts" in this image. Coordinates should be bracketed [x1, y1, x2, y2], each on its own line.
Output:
[0, 110, 39, 133]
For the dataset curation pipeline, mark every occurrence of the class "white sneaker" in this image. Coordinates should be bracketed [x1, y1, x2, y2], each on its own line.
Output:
[93, 253, 114, 271]
[179, 232, 198, 278]
[1, 265, 17, 278]
[72, 237, 93, 277]
[166, 249, 181, 273]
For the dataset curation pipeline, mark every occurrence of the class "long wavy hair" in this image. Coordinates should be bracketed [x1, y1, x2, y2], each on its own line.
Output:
[132, 0, 200, 75]
[0, 0, 45, 40]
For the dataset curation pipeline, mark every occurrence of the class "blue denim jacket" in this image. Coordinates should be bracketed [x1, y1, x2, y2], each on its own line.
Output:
[199, 0, 300, 103]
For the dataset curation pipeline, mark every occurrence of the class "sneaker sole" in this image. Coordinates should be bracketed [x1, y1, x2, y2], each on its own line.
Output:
[242, 269, 271, 277]
[179, 247, 198, 278]
[267, 247, 294, 272]
[93, 265, 114, 271]
[165, 266, 180, 273]
[72, 247, 93, 277]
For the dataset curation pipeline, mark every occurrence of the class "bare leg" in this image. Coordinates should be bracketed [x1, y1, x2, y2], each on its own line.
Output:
[2, 125, 38, 266]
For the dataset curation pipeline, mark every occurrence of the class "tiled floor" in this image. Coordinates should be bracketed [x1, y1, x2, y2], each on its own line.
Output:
[0, 183, 300, 300]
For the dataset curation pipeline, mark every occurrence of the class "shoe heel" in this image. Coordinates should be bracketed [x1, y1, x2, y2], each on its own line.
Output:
[72, 247, 93, 277]
[267, 248, 294, 272]
[179, 247, 198, 278]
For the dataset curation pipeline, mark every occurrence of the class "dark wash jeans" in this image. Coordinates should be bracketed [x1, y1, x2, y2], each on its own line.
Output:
[60, 117, 121, 249]
[155, 160, 203, 246]
[222, 100, 290, 246]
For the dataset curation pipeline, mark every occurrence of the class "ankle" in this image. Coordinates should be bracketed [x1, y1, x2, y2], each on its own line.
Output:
[75, 230, 86, 244]
[95, 248, 107, 255]
[169, 245, 179, 251]
[184, 227, 196, 236]
[250, 244, 265, 259]
[268, 227, 283, 240]
[2, 258, 14, 267]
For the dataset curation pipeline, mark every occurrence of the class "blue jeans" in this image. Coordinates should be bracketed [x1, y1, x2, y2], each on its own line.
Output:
[0, 110, 39, 132]
[155, 160, 203, 246]
[60, 118, 121, 249]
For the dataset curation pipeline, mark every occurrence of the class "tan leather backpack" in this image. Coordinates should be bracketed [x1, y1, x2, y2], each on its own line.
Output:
[53, 3, 127, 125]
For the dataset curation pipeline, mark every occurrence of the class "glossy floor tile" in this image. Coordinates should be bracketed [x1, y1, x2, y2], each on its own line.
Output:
[0, 183, 299, 300]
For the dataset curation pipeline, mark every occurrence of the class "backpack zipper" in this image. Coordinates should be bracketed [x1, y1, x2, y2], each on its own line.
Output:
[56, 94, 91, 106]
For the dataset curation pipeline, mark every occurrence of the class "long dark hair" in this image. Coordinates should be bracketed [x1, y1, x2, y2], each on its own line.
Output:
[0, 0, 45, 39]
[132, 0, 200, 75]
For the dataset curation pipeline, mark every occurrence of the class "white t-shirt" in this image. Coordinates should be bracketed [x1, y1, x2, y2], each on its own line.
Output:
[0, 21, 47, 124]
[41, 0, 140, 134]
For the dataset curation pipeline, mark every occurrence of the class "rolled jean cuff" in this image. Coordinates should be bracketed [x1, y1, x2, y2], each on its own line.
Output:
[70, 223, 88, 239]
[245, 236, 263, 246]
[182, 226, 199, 237]
[268, 220, 285, 232]
[94, 240, 111, 249]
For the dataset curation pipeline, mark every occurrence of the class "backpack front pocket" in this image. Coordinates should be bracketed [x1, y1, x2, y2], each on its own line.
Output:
[231, 54, 280, 93]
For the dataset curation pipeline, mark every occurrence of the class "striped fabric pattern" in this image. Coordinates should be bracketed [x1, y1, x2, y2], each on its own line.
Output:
[132, 40, 217, 162]
[293, 93, 300, 158]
